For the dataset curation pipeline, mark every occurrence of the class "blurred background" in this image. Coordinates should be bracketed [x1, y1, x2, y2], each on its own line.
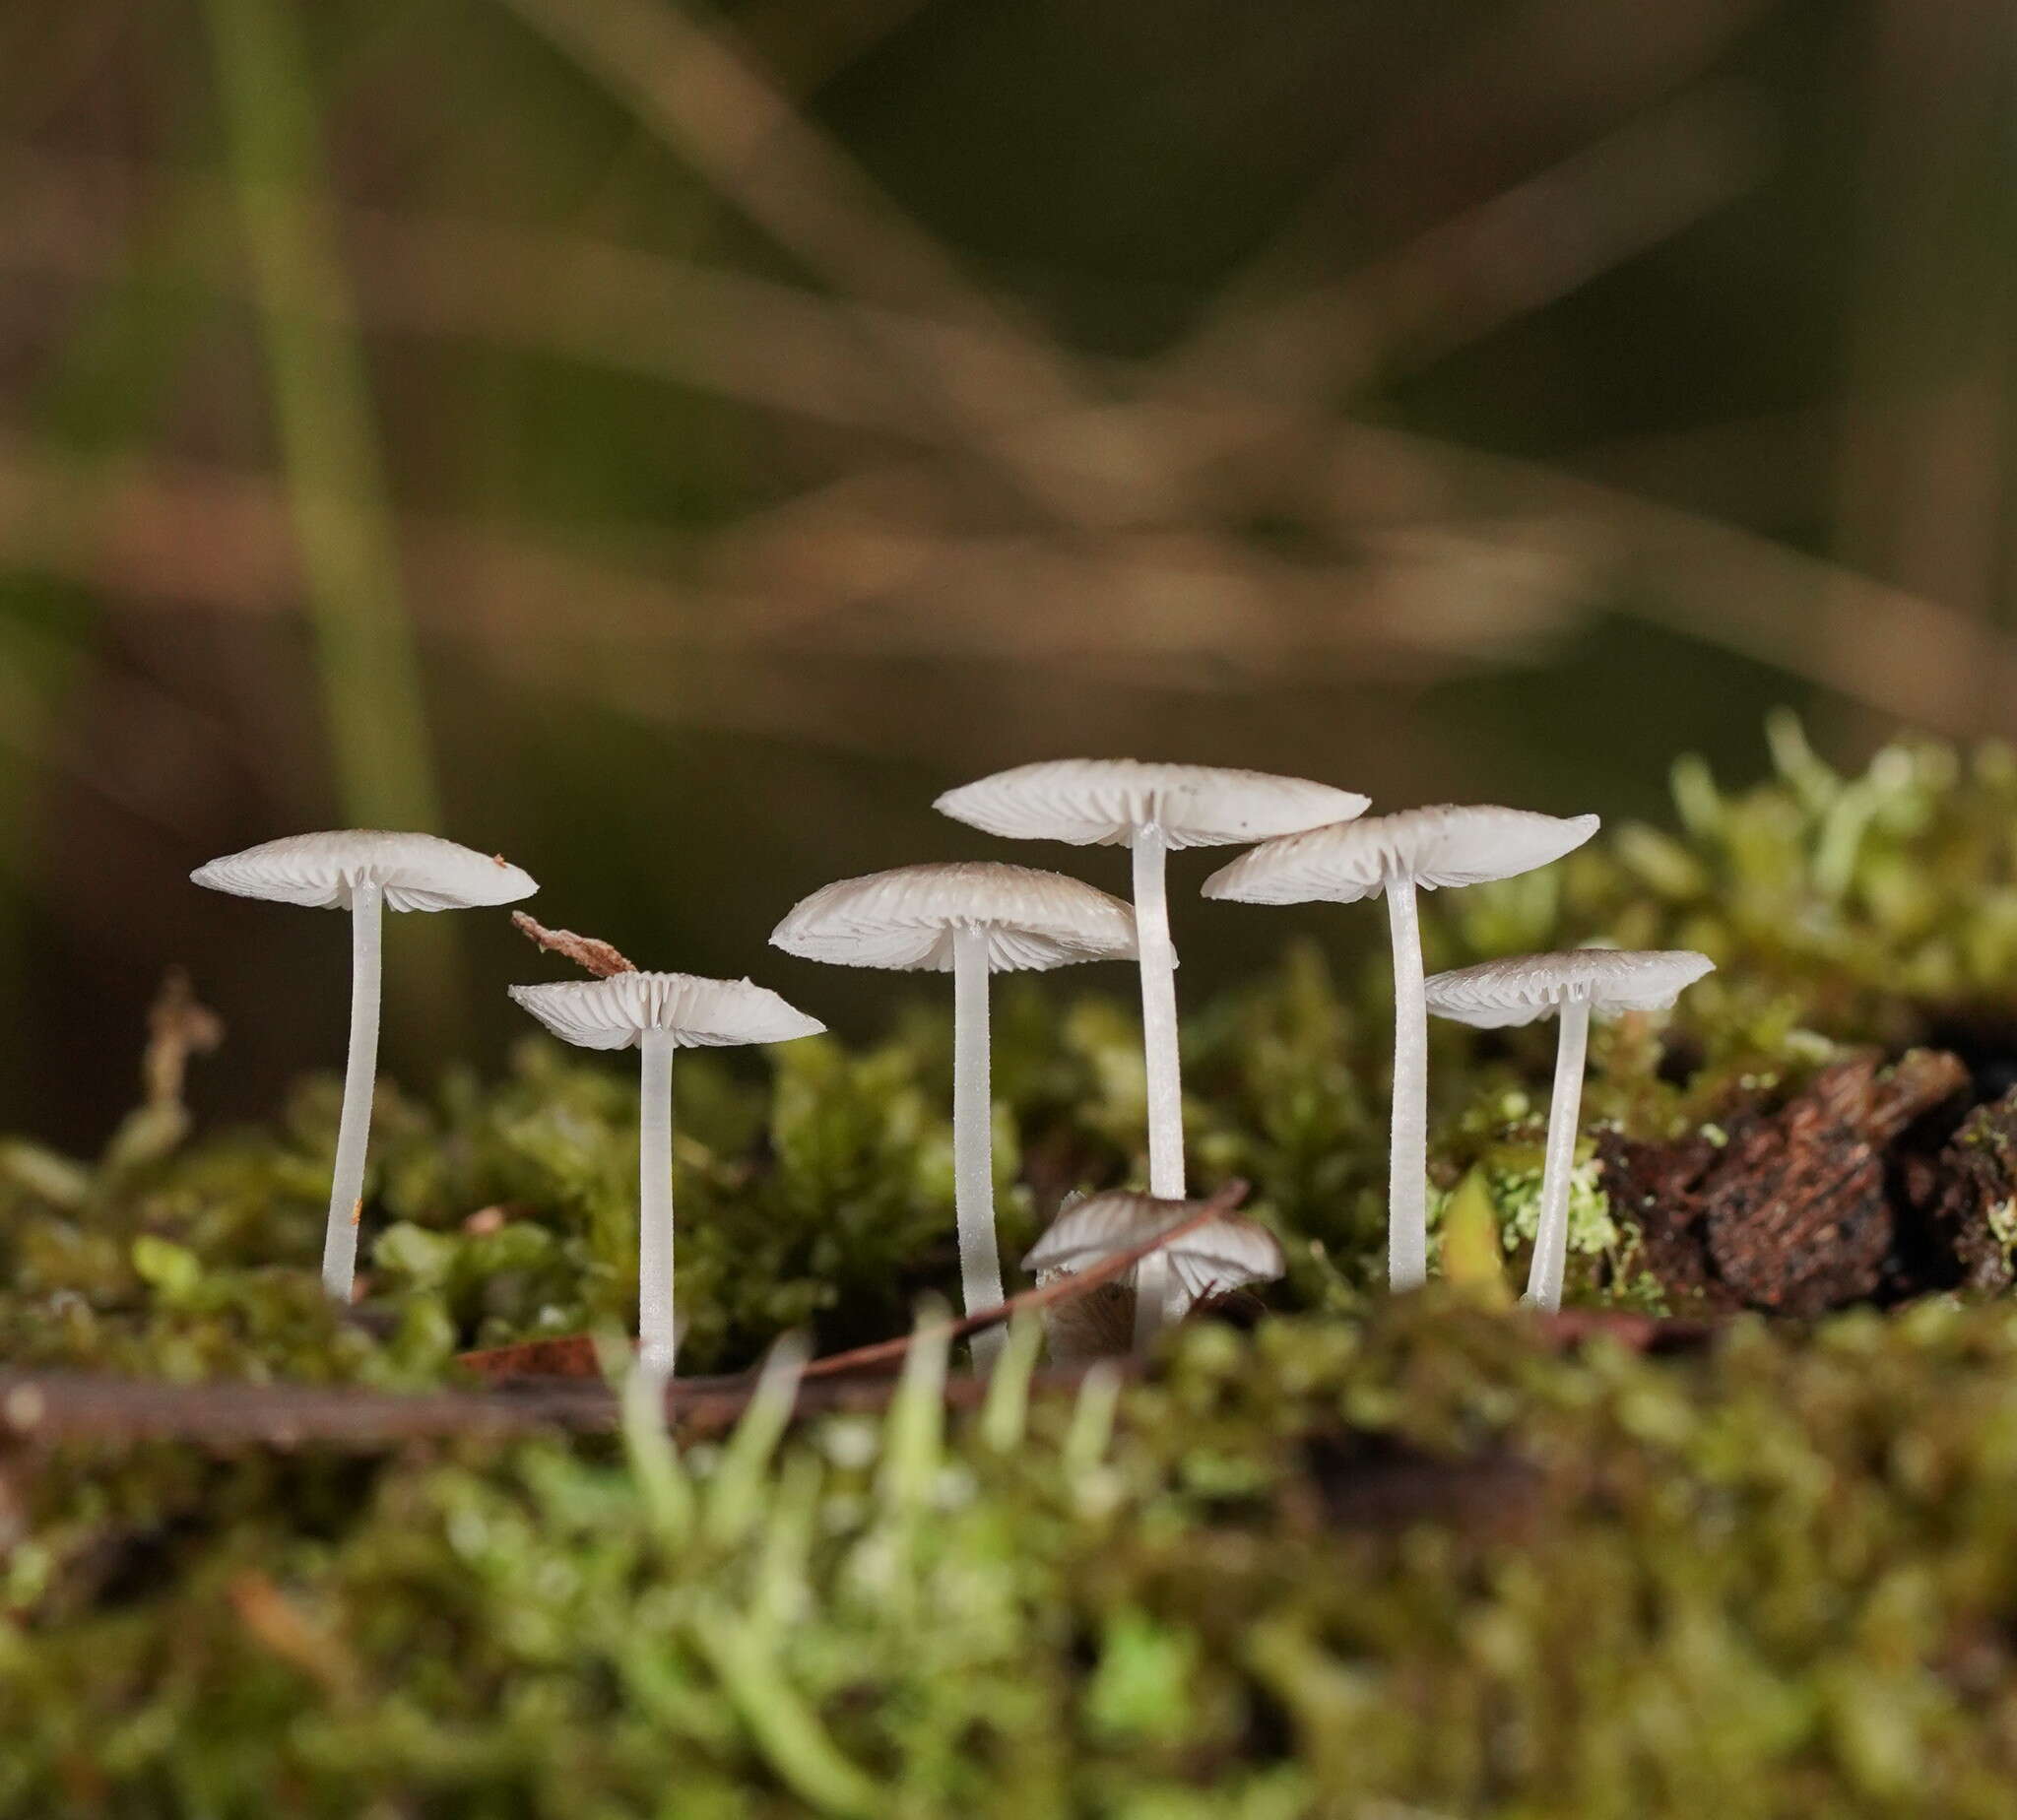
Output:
[3, 0, 2014, 1145]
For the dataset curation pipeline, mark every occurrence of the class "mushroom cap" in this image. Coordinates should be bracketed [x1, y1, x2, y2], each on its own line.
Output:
[1424, 947, 1716, 1028]
[1202, 805, 1598, 905]
[1022, 1190, 1285, 1304]
[508, 972, 825, 1052]
[935, 758, 1370, 850]
[191, 830, 537, 912]
[769, 861, 1137, 972]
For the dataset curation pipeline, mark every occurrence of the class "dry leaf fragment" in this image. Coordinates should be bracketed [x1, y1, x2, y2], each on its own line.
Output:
[511, 911, 637, 978]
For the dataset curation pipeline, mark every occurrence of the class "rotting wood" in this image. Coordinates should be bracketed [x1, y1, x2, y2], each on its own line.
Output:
[1603, 1048, 1974, 1317]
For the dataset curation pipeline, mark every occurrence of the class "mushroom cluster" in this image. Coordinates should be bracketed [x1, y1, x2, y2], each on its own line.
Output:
[188, 758, 1691, 1370]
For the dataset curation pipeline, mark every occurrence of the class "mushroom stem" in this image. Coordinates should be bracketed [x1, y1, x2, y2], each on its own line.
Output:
[1131, 824, 1184, 1350]
[952, 923, 1008, 1369]
[321, 878, 382, 1302]
[1131, 824, 1186, 1201]
[1132, 1245, 1174, 1351]
[1385, 878, 1429, 1292]
[638, 1028, 678, 1373]
[1527, 993, 1592, 1312]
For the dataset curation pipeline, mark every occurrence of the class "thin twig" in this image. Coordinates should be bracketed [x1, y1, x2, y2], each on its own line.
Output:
[0, 1300, 1712, 1453]
[799, 1178, 1252, 1381]
[0, 1362, 1132, 1448]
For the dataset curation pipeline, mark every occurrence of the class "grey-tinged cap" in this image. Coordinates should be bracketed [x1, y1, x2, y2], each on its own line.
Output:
[509, 972, 824, 1052]
[769, 861, 1137, 972]
[192, 830, 537, 912]
[1202, 805, 1598, 905]
[1424, 948, 1715, 1029]
[935, 758, 1370, 850]
[1022, 1190, 1284, 1304]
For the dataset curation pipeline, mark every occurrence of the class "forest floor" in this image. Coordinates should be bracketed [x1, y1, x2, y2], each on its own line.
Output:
[9, 722, 2017, 1815]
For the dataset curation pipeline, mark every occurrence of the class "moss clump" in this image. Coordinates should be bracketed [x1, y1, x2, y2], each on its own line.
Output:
[9, 718, 2017, 1810]
[13, 1300, 2017, 1814]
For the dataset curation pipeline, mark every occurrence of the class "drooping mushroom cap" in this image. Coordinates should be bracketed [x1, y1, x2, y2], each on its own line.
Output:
[1424, 948, 1715, 1029]
[935, 758, 1370, 850]
[1023, 1190, 1284, 1303]
[1202, 805, 1598, 905]
[769, 861, 1137, 972]
[192, 830, 537, 912]
[508, 972, 824, 1051]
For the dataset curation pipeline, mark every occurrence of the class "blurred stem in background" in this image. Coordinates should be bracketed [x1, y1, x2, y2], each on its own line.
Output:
[203, 0, 460, 1042]
[0, 154, 217, 1119]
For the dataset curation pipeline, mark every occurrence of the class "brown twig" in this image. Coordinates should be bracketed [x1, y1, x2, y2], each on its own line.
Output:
[0, 1373, 590, 1446]
[0, 1302, 1720, 1454]
[0, 1362, 1123, 1449]
[799, 1178, 1252, 1380]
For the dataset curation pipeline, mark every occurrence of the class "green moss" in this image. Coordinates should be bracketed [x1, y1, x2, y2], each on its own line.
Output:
[15, 1301, 2017, 1814]
[10, 719, 2017, 1811]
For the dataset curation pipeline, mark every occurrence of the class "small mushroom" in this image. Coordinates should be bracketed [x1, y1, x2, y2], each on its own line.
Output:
[509, 971, 823, 1372]
[770, 861, 1136, 1366]
[934, 759, 1367, 1209]
[191, 830, 537, 1301]
[1022, 1189, 1284, 1355]
[1204, 806, 1597, 1292]
[1425, 947, 1714, 1310]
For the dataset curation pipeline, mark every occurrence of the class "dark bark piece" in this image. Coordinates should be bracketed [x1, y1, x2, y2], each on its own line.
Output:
[1703, 1050, 1967, 1316]
[1594, 1125, 1739, 1313]
[456, 1332, 607, 1380]
[1927, 1086, 2017, 1292]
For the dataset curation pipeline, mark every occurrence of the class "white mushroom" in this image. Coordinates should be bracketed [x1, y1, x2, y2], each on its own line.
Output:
[933, 758, 1367, 1207]
[1425, 947, 1713, 1310]
[1204, 806, 1598, 1293]
[509, 971, 823, 1373]
[192, 830, 537, 1302]
[770, 861, 1136, 1367]
[1022, 1189, 1284, 1353]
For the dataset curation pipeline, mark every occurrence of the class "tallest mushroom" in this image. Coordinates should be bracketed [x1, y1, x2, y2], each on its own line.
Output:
[1204, 806, 1596, 1291]
[192, 830, 537, 1301]
[934, 761, 1368, 1204]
